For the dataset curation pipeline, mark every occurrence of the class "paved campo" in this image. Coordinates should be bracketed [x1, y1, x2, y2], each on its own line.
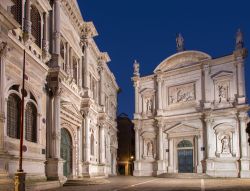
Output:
[43, 176, 250, 191]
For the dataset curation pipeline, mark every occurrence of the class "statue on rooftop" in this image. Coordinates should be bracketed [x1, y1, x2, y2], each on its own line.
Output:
[235, 29, 244, 50]
[133, 60, 140, 77]
[176, 33, 185, 52]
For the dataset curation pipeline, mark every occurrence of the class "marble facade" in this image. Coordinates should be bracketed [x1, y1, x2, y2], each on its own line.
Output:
[132, 33, 250, 178]
[0, 0, 118, 188]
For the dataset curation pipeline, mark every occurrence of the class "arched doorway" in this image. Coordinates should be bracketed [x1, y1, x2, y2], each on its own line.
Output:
[60, 128, 72, 177]
[177, 140, 193, 173]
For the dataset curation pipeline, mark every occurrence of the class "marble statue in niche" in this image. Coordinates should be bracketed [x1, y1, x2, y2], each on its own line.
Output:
[146, 140, 153, 156]
[217, 81, 229, 103]
[221, 135, 231, 154]
[146, 98, 153, 113]
[169, 83, 195, 104]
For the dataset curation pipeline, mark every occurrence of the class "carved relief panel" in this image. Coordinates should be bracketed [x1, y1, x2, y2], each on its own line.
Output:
[168, 82, 195, 105]
[212, 71, 233, 105]
[215, 80, 230, 103]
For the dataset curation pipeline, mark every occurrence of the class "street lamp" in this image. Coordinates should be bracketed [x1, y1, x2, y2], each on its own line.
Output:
[14, 49, 26, 191]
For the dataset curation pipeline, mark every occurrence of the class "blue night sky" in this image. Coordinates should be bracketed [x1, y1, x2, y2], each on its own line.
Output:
[78, 1, 250, 119]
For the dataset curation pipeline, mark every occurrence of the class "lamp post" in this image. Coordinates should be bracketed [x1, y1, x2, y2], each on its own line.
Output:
[14, 49, 26, 191]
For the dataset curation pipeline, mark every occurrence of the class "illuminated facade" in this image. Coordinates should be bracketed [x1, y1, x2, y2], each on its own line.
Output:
[0, 0, 118, 189]
[132, 33, 250, 178]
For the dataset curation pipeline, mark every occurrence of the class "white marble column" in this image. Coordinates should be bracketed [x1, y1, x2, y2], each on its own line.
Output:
[134, 81, 139, 114]
[205, 119, 215, 158]
[237, 61, 246, 101]
[78, 58, 82, 87]
[135, 127, 140, 161]
[0, 43, 7, 152]
[83, 42, 89, 89]
[42, 12, 49, 60]
[157, 77, 163, 113]
[239, 113, 248, 158]
[78, 126, 82, 175]
[99, 64, 105, 106]
[84, 114, 90, 162]
[158, 124, 163, 160]
[99, 124, 105, 164]
[54, 0, 60, 55]
[203, 64, 211, 108]
[169, 138, 174, 172]
[197, 134, 203, 173]
[52, 91, 61, 158]
[66, 43, 70, 74]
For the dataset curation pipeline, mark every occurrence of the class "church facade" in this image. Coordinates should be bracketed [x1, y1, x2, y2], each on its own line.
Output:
[132, 32, 250, 178]
[0, 0, 118, 188]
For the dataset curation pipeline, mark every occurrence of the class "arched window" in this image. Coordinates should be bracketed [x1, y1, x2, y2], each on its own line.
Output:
[31, 6, 41, 47]
[25, 102, 37, 142]
[7, 94, 21, 139]
[90, 133, 94, 155]
[73, 58, 78, 83]
[177, 140, 193, 148]
[11, 0, 22, 26]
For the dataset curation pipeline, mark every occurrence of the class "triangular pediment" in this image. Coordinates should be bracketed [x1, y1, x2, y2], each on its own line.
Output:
[211, 70, 233, 79]
[165, 123, 198, 134]
[61, 101, 82, 119]
[140, 88, 155, 95]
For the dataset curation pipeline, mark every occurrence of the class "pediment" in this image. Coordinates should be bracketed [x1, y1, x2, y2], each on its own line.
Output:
[140, 88, 155, 95]
[61, 101, 82, 119]
[154, 51, 211, 73]
[211, 71, 233, 80]
[165, 123, 198, 134]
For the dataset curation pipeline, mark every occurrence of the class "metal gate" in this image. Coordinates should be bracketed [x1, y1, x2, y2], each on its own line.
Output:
[178, 149, 193, 173]
[60, 128, 72, 177]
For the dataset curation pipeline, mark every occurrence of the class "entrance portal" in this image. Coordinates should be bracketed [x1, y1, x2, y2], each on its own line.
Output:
[177, 140, 193, 173]
[60, 128, 72, 177]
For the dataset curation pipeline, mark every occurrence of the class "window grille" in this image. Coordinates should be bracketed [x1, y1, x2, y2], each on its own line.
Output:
[25, 102, 37, 142]
[7, 94, 21, 139]
[11, 0, 22, 26]
[31, 6, 41, 47]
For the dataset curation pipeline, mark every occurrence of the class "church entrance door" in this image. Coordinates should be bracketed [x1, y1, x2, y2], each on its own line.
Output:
[177, 140, 193, 173]
[60, 128, 72, 177]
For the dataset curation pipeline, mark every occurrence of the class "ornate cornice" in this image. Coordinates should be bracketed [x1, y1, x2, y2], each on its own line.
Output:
[61, 0, 84, 35]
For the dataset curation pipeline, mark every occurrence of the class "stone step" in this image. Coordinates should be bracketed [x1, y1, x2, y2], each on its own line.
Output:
[64, 178, 110, 186]
[158, 173, 212, 179]
[26, 180, 61, 191]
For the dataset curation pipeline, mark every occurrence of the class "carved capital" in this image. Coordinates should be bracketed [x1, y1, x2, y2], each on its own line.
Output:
[81, 109, 89, 118]
[238, 112, 248, 121]
[80, 22, 98, 40]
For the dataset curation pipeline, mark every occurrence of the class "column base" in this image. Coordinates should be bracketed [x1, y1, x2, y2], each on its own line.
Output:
[156, 160, 166, 175]
[81, 162, 107, 177]
[240, 158, 250, 178]
[45, 158, 65, 181]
